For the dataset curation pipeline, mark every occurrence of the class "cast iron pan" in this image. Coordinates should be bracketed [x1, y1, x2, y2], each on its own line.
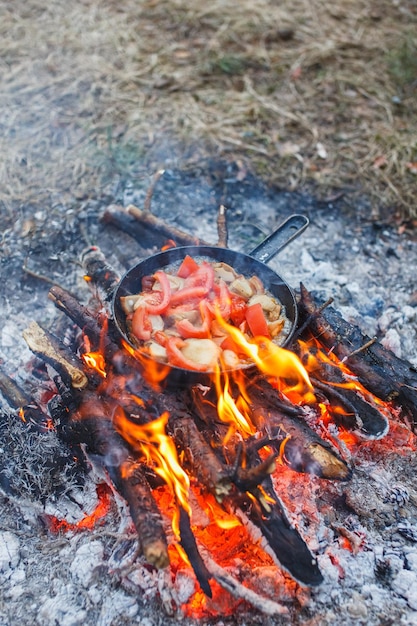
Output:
[112, 214, 309, 386]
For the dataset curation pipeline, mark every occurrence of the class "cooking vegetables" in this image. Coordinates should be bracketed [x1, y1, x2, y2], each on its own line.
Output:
[120, 256, 288, 371]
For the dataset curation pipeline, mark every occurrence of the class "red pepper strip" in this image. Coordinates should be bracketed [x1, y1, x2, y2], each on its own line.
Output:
[142, 270, 171, 315]
[245, 302, 270, 337]
[177, 255, 199, 278]
[169, 285, 209, 306]
[212, 279, 231, 320]
[153, 331, 168, 347]
[184, 262, 215, 291]
[176, 300, 213, 338]
[131, 306, 152, 341]
[165, 337, 208, 371]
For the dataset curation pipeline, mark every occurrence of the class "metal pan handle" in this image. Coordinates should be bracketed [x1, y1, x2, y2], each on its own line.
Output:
[249, 214, 309, 264]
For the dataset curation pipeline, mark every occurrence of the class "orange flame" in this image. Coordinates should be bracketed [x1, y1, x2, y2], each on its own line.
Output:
[113, 408, 190, 537]
[217, 316, 315, 404]
[122, 339, 171, 388]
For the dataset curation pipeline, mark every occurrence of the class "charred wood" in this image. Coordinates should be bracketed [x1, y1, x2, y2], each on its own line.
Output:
[178, 505, 212, 597]
[311, 377, 389, 439]
[81, 246, 121, 300]
[246, 378, 351, 480]
[22, 321, 88, 390]
[113, 460, 169, 570]
[170, 415, 232, 501]
[298, 284, 417, 429]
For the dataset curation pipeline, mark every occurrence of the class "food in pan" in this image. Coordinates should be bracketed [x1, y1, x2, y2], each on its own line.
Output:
[120, 255, 291, 371]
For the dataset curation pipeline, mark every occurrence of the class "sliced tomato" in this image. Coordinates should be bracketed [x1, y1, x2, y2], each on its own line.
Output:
[165, 337, 208, 371]
[184, 262, 215, 291]
[143, 270, 171, 315]
[245, 302, 270, 337]
[212, 279, 231, 320]
[177, 255, 199, 278]
[176, 300, 213, 338]
[229, 294, 247, 326]
[169, 285, 209, 306]
[131, 306, 152, 341]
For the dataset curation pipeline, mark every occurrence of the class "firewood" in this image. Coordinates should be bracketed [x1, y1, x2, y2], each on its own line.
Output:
[0, 369, 32, 409]
[311, 377, 389, 439]
[216, 204, 228, 247]
[81, 246, 121, 300]
[178, 505, 212, 597]
[246, 378, 351, 480]
[197, 543, 289, 616]
[126, 204, 211, 246]
[298, 283, 417, 429]
[115, 460, 169, 569]
[102, 204, 162, 248]
[22, 321, 88, 390]
[170, 415, 233, 501]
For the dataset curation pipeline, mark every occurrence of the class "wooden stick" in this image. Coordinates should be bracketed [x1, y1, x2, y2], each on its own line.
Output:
[116, 460, 169, 569]
[171, 415, 232, 502]
[143, 169, 165, 213]
[81, 246, 120, 299]
[22, 322, 88, 390]
[126, 204, 211, 246]
[216, 205, 228, 247]
[0, 370, 32, 408]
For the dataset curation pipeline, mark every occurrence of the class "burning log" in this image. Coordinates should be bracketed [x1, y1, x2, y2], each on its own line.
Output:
[22, 321, 88, 390]
[298, 284, 417, 429]
[311, 377, 389, 439]
[69, 394, 171, 570]
[243, 377, 351, 480]
[113, 460, 169, 569]
[178, 505, 212, 597]
[170, 415, 233, 502]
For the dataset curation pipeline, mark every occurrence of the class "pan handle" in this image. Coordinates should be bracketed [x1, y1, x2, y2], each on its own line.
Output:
[249, 214, 309, 264]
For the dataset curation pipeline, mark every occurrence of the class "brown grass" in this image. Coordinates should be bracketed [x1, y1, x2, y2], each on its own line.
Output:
[0, 0, 416, 218]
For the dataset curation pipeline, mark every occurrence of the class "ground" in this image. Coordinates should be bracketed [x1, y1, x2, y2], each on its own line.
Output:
[0, 0, 416, 222]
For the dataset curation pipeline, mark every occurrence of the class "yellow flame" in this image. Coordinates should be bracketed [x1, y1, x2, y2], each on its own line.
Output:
[122, 339, 171, 388]
[82, 351, 107, 378]
[214, 366, 256, 444]
[113, 408, 190, 537]
[217, 316, 315, 404]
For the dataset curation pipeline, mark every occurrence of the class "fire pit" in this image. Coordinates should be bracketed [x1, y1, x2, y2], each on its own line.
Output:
[2, 172, 417, 625]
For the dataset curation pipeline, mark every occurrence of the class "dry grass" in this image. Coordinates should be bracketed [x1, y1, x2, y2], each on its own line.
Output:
[0, 0, 416, 218]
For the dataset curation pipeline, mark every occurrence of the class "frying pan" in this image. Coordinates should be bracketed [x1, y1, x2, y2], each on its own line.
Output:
[112, 214, 309, 386]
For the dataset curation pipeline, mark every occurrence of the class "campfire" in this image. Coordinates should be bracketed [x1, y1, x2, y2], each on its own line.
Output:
[1, 203, 417, 620]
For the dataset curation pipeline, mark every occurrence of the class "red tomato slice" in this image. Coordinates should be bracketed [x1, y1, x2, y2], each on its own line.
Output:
[143, 270, 171, 315]
[177, 255, 199, 278]
[169, 285, 209, 306]
[212, 279, 231, 320]
[229, 294, 247, 326]
[184, 262, 214, 291]
[245, 302, 270, 337]
[165, 337, 208, 371]
[131, 306, 152, 341]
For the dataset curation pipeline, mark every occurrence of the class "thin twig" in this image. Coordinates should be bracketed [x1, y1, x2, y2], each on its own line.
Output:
[216, 204, 228, 247]
[143, 169, 165, 213]
[292, 297, 334, 341]
[343, 336, 377, 361]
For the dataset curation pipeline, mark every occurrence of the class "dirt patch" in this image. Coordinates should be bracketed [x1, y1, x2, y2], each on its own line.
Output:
[0, 0, 416, 218]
